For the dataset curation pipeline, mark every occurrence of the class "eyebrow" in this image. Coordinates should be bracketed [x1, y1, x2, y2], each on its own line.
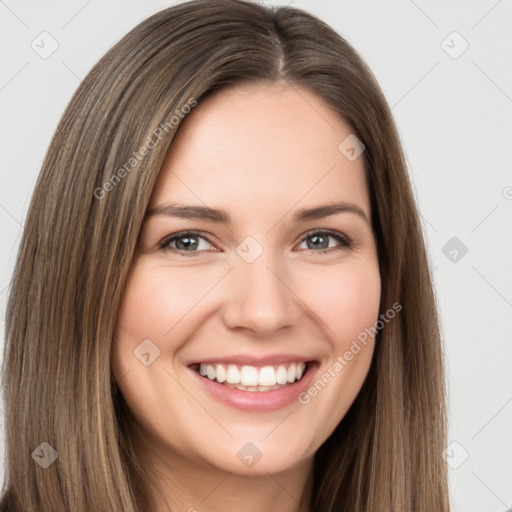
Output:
[147, 201, 369, 224]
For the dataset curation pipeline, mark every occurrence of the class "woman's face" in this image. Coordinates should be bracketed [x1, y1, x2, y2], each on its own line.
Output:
[112, 82, 381, 477]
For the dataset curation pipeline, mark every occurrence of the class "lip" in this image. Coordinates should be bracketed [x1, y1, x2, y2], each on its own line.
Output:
[188, 359, 319, 411]
[186, 354, 312, 367]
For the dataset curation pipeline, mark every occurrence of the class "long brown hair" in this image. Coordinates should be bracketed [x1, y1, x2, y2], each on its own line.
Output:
[0, 1, 450, 510]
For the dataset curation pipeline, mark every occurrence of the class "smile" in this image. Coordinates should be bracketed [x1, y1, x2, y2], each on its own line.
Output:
[194, 361, 307, 391]
[188, 357, 318, 411]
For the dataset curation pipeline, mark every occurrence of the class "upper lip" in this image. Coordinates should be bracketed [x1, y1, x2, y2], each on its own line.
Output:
[187, 354, 316, 367]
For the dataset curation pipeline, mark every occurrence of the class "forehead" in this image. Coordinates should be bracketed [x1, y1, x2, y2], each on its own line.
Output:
[150, 83, 370, 223]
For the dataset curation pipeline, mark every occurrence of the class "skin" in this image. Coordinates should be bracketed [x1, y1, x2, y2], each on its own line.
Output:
[112, 81, 381, 512]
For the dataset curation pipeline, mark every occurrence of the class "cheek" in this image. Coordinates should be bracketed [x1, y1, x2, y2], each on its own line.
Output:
[112, 262, 196, 385]
[115, 262, 224, 343]
[295, 260, 381, 347]
[292, 262, 380, 439]
[336, 270, 381, 344]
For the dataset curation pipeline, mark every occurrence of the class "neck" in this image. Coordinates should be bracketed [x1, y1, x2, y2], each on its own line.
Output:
[137, 438, 314, 512]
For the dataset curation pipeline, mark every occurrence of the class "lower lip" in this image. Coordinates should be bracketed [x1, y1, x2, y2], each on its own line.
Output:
[189, 364, 318, 411]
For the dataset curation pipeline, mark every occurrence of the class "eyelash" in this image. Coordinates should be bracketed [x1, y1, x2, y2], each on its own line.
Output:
[158, 229, 353, 257]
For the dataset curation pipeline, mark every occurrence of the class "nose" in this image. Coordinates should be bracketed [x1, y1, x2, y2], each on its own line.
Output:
[221, 251, 301, 337]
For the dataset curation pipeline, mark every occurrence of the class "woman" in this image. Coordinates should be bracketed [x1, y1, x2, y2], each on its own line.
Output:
[0, 0, 450, 510]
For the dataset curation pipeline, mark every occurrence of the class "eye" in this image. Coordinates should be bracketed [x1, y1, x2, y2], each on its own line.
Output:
[159, 229, 353, 257]
[295, 229, 352, 253]
[159, 230, 217, 256]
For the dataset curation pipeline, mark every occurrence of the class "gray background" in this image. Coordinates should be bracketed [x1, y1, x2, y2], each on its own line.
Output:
[1, 1, 511, 510]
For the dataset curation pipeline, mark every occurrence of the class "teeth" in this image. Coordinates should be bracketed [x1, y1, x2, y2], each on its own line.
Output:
[276, 365, 288, 385]
[197, 362, 307, 389]
[206, 365, 215, 380]
[240, 366, 259, 386]
[216, 364, 227, 383]
[226, 364, 240, 384]
[287, 364, 296, 383]
[258, 366, 276, 386]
